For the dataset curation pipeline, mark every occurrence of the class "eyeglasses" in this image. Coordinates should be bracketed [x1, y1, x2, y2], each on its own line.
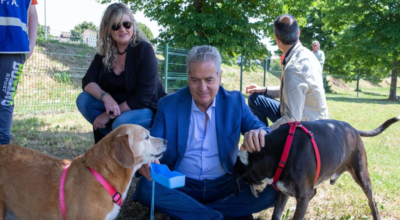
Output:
[111, 21, 132, 31]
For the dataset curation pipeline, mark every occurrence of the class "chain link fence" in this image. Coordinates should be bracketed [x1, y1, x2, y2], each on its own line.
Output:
[14, 29, 396, 114]
[14, 30, 190, 114]
[14, 29, 96, 114]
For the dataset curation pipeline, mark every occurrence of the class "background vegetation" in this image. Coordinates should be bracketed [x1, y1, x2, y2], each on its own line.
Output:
[99, 0, 399, 100]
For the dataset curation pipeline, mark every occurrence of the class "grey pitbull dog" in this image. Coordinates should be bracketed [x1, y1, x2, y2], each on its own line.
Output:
[233, 117, 400, 220]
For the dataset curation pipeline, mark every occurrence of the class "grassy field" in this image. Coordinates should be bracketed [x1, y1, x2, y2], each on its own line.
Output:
[10, 86, 400, 219]
[9, 49, 400, 219]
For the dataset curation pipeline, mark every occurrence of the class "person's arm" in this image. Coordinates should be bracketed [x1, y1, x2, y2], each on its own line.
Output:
[265, 86, 280, 98]
[320, 51, 325, 66]
[270, 67, 308, 130]
[27, 5, 38, 59]
[125, 43, 159, 110]
[239, 93, 271, 152]
[82, 55, 121, 118]
[245, 84, 280, 98]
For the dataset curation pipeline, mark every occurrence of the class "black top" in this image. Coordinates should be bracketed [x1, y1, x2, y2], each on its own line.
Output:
[106, 70, 128, 104]
[82, 41, 167, 112]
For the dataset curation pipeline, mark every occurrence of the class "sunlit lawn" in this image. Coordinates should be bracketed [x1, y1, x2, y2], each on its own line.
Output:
[10, 81, 400, 219]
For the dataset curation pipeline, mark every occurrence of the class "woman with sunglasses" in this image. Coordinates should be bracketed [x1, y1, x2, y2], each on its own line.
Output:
[76, 2, 166, 143]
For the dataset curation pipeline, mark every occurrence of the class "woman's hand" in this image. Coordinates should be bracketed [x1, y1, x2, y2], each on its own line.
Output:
[93, 112, 111, 130]
[138, 160, 160, 181]
[102, 95, 121, 118]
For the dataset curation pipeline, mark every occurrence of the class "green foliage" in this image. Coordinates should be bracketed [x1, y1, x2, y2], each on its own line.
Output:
[138, 22, 154, 40]
[319, 0, 399, 99]
[70, 21, 98, 42]
[37, 24, 46, 39]
[299, 7, 338, 74]
[100, 0, 313, 61]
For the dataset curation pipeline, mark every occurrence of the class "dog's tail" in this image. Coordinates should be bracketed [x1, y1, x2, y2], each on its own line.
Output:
[358, 116, 400, 137]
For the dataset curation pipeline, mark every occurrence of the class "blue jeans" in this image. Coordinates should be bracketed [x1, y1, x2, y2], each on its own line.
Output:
[248, 93, 281, 127]
[134, 174, 278, 220]
[0, 54, 26, 145]
[76, 92, 153, 135]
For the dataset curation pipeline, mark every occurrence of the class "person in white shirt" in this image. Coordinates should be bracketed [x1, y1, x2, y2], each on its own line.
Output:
[312, 40, 325, 70]
[246, 14, 329, 130]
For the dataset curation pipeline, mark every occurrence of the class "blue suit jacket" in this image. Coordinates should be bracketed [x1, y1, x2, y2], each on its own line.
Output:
[150, 86, 269, 174]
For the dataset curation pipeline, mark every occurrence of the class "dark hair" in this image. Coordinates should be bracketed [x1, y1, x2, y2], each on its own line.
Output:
[273, 14, 299, 45]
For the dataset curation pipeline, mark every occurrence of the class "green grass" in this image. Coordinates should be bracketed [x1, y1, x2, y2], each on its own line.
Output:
[9, 41, 400, 219]
[10, 85, 400, 219]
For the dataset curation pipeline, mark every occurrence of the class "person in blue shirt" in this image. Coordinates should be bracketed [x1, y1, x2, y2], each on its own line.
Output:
[0, 0, 38, 145]
[1, 1, 39, 220]
[134, 45, 278, 220]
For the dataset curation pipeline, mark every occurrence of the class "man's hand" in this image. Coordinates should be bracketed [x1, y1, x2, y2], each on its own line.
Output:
[246, 83, 265, 95]
[138, 160, 160, 181]
[93, 112, 111, 130]
[240, 129, 267, 153]
[103, 95, 121, 118]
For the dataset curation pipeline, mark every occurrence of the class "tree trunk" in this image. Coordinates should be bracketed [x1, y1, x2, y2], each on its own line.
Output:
[389, 59, 398, 101]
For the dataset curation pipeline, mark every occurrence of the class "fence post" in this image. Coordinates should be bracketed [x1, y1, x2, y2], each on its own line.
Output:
[240, 55, 244, 92]
[44, 0, 47, 40]
[357, 71, 360, 98]
[263, 59, 267, 87]
[164, 43, 169, 93]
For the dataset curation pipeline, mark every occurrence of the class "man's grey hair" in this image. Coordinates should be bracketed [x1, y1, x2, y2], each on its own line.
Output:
[186, 45, 222, 76]
[312, 40, 320, 48]
[273, 14, 299, 45]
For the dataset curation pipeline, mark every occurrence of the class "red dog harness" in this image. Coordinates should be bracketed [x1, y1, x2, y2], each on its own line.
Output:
[271, 121, 321, 191]
[59, 165, 123, 220]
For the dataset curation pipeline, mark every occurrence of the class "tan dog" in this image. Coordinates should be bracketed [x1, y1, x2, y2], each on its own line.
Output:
[0, 124, 167, 220]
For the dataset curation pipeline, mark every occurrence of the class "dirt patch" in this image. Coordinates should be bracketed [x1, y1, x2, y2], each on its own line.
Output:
[380, 78, 400, 87]
[117, 179, 166, 220]
[328, 77, 350, 89]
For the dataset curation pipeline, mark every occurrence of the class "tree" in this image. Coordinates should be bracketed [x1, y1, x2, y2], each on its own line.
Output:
[321, 0, 399, 100]
[138, 22, 154, 40]
[70, 21, 98, 42]
[101, 0, 312, 61]
[37, 24, 46, 39]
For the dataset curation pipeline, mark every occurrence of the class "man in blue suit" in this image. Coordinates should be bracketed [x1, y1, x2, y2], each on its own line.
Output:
[135, 46, 278, 219]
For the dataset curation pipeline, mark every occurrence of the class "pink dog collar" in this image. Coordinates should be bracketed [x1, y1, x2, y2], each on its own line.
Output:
[89, 167, 123, 206]
[60, 164, 70, 220]
[59, 165, 123, 220]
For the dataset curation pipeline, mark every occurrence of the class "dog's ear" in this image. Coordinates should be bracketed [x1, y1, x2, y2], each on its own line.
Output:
[110, 133, 135, 169]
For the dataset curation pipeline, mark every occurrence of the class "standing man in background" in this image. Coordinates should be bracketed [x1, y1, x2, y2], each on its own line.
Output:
[312, 40, 325, 70]
[0, 0, 38, 146]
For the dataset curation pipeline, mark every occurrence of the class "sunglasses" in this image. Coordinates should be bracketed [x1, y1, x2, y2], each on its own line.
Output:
[111, 21, 132, 31]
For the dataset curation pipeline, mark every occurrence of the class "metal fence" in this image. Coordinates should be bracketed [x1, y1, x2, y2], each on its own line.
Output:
[14, 28, 98, 114]
[14, 32, 190, 114]
[14, 30, 395, 114]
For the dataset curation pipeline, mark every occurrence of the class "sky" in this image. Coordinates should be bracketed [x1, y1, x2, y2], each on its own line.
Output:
[36, 0, 277, 54]
[35, 0, 160, 37]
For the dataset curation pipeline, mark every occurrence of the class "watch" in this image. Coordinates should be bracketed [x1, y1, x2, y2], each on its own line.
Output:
[99, 91, 109, 101]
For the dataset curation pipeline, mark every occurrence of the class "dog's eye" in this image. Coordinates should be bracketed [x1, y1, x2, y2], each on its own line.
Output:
[145, 136, 150, 140]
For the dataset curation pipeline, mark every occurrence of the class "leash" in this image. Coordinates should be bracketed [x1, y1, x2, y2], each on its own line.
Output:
[59, 165, 123, 220]
[271, 121, 321, 191]
[151, 180, 155, 220]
